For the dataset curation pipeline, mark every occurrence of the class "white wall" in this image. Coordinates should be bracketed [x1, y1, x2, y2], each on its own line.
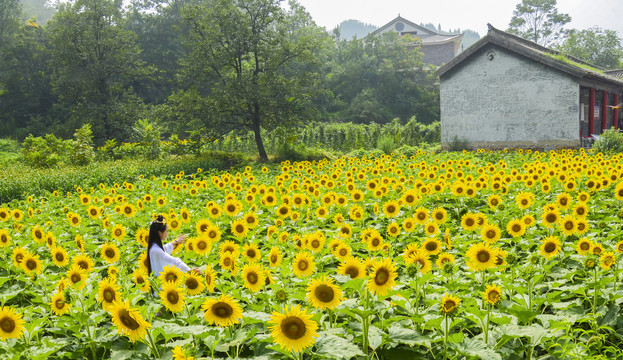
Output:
[440, 44, 580, 149]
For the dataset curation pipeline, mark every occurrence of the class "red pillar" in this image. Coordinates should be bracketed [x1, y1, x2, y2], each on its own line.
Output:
[602, 91, 608, 132]
[589, 88, 595, 135]
[615, 94, 620, 130]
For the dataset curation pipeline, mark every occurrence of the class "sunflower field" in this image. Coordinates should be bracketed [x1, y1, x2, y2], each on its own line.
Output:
[1, 148, 623, 360]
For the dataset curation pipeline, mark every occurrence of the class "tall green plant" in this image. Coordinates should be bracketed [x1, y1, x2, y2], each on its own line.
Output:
[133, 118, 162, 160]
[70, 124, 95, 166]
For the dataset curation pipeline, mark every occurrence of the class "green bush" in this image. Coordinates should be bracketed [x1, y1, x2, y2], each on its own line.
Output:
[0, 152, 249, 204]
[593, 128, 623, 154]
[20, 133, 72, 168]
[0, 138, 19, 153]
[70, 124, 96, 166]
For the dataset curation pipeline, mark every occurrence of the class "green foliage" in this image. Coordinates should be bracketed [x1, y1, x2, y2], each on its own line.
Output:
[0, 138, 19, 153]
[556, 27, 623, 70]
[0, 152, 248, 203]
[446, 135, 471, 152]
[592, 128, 623, 154]
[507, 0, 571, 46]
[133, 118, 161, 160]
[69, 123, 95, 166]
[20, 133, 71, 168]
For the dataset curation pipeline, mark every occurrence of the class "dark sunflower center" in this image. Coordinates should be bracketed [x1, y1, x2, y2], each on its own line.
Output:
[26, 259, 36, 270]
[387, 205, 396, 213]
[105, 249, 115, 258]
[465, 219, 474, 226]
[55, 298, 65, 309]
[247, 249, 256, 258]
[417, 213, 426, 220]
[564, 222, 574, 230]
[1, 316, 15, 332]
[235, 225, 245, 233]
[55, 253, 64, 262]
[103, 288, 116, 303]
[488, 291, 500, 302]
[71, 273, 81, 284]
[374, 268, 389, 286]
[118, 309, 141, 330]
[580, 242, 590, 250]
[425, 242, 437, 251]
[35, 230, 42, 239]
[544, 242, 556, 253]
[477, 250, 491, 263]
[594, 247, 602, 255]
[212, 302, 233, 318]
[200, 224, 209, 232]
[314, 284, 335, 303]
[270, 255, 278, 263]
[546, 213, 557, 223]
[339, 248, 348, 256]
[72, 217, 79, 224]
[114, 230, 122, 237]
[512, 224, 521, 232]
[491, 199, 499, 206]
[372, 238, 380, 247]
[198, 241, 207, 250]
[486, 230, 496, 239]
[345, 266, 359, 279]
[560, 199, 568, 206]
[186, 278, 198, 289]
[0, 235, 7, 243]
[406, 195, 414, 203]
[247, 272, 258, 284]
[521, 199, 528, 206]
[444, 300, 456, 311]
[223, 258, 232, 267]
[165, 273, 178, 282]
[297, 260, 308, 271]
[281, 317, 306, 340]
[167, 291, 179, 304]
[124, 207, 131, 214]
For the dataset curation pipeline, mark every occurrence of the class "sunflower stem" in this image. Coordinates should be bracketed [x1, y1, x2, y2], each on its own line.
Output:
[362, 289, 370, 358]
[592, 265, 598, 315]
[484, 304, 491, 345]
[146, 328, 160, 358]
[443, 313, 449, 360]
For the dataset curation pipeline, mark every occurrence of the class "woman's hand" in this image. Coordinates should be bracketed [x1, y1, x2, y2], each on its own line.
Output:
[172, 234, 188, 247]
[191, 267, 203, 275]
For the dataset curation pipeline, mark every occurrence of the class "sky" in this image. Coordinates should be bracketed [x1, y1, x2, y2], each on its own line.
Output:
[295, 0, 623, 38]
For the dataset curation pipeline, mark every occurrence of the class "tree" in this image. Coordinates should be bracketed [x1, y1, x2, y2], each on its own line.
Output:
[46, 0, 148, 142]
[181, 0, 328, 161]
[0, 0, 21, 48]
[508, 0, 571, 47]
[556, 27, 623, 70]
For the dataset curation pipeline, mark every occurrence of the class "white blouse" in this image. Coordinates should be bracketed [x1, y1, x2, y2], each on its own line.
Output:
[149, 243, 190, 278]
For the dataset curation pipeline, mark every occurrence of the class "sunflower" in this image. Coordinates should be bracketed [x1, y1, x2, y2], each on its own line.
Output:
[306, 276, 343, 310]
[556, 193, 572, 210]
[172, 345, 194, 360]
[262, 193, 278, 207]
[98, 278, 121, 310]
[315, 206, 328, 218]
[592, 242, 604, 256]
[540, 236, 562, 259]
[488, 195, 502, 209]
[292, 252, 316, 278]
[367, 258, 397, 296]
[506, 219, 525, 238]
[515, 192, 533, 209]
[242, 212, 258, 229]
[68, 212, 81, 227]
[413, 207, 429, 225]
[265, 247, 282, 268]
[109, 299, 151, 343]
[423, 221, 439, 237]
[407, 251, 433, 274]
[337, 257, 365, 279]
[616, 240, 623, 254]
[422, 238, 442, 255]
[159, 264, 184, 285]
[160, 282, 186, 313]
[386, 222, 401, 237]
[0, 229, 10, 247]
[0, 208, 10, 222]
[599, 251, 616, 270]
[32, 226, 45, 243]
[461, 213, 478, 231]
[541, 208, 560, 228]
[73, 254, 94, 273]
[465, 242, 496, 271]
[382, 200, 401, 217]
[440, 293, 460, 314]
[100, 242, 120, 264]
[231, 219, 249, 239]
[204, 265, 217, 293]
[559, 216, 576, 237]
[50, 292, 71, 316]
[269, 305, 318, 352]
[223, 199, 241, 217]
[183, 271, 205, 296]
[44, 232, 56, 248]
[576, 238, 593, 255]
[132, 268, 150, 292]
[0, 306, 25, 340]
[121, 203, 137, 218]
[436, 252, 455, 268]
[306, 233, 325, 252]
[21, 253, 43, 275]
[481, 224, 501, 244]
[202, 294, 243, 327]
[111, 224, 126, 241]
[366, 232, 384, 251]
[11, 209, 23, 222]
[66, 265, 88, 289]
[241, 263, 265, 292]
[12, 247, 26, 268]
[337, 224, 353, 239]
[156, 197, 167, 207]
[220, 253, 237, 272]
[572, 203, 589, 219]
[194, 236, 212, 256]
[220, 240, 240, 255]
[50, 245, 69, 267]
[482, 284, 502, 305]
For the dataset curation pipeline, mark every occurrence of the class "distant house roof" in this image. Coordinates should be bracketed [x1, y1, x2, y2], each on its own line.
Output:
[372, 16, 437, 37]
[436, 24, 623, 92]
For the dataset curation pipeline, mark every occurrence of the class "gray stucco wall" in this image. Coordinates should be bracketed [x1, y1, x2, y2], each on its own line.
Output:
[423, 43, 455, 66]
[440, 45, 580, 149]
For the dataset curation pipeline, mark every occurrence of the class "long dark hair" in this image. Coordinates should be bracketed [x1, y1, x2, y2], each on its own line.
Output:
[146, 215, 167, 274]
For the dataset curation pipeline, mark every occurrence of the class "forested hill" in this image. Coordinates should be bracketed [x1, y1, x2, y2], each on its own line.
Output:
[336, 19, 481, 51]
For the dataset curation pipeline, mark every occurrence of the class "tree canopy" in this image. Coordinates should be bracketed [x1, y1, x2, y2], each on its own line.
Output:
[508, 0, 571, 47]
[556, 27, 623, 70]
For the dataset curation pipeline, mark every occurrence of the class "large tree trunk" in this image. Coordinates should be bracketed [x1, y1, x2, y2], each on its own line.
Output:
[252, 105, 268, 162]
